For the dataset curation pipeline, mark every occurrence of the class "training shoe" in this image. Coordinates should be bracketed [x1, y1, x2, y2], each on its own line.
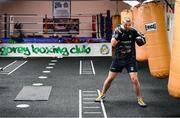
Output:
[137, 97, 147, 107]
[95, 92, 105, 102]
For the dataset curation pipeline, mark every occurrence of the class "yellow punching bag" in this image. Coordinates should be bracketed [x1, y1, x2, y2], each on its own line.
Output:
[112, 1, 121, 57]
[168, 0, 180, 97]
[121, 9, 133, 23]
[142, 2, 170, 78]
[112, 0, 121, 30]
[112, 15, 121, 57]
[132, 6, 148, 61]
[112, 15, 121, 30]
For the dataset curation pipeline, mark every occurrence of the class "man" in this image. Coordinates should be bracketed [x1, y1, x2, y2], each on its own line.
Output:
[95, 17, 147, 107]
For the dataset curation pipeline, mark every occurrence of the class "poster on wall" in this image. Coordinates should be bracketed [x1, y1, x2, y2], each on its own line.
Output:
[53, 0, 71, 18]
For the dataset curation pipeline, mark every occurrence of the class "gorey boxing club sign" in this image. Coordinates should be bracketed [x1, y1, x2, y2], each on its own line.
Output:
[53, 0, 71, 18]
[0, 43, 112, 57]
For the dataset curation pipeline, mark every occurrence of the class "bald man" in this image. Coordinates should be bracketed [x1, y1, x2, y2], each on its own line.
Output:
[95, 18, 147, 107]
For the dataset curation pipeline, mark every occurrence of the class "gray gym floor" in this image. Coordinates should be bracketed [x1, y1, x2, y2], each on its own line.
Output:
[0, 57, 180, 117]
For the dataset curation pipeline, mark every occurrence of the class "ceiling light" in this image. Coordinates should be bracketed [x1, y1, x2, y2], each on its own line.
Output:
[123, 0, 140, 7]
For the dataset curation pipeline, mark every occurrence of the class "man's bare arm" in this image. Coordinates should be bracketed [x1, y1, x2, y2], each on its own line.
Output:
[111, 38, 119, 47]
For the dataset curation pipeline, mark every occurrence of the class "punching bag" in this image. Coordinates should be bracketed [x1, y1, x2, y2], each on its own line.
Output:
[132, 6, 148, 61]
[112, 15, 121, 30]
[111, 14, 120, 57]
[44, 14, 48, 34]
[100, 14, 105, 39]
[92, 15, 96, 38]
[112, 14, 121, 57]
[142, 1, 170, 78]
[105, 10, 112, 42]
[111, 1, 121, 57]
[112, 1, 121, 30]
[121, 9, 133, 23]
[168, 0, 180, 97]
[112, 0, 121, 30]
[96, 14, 101, 39]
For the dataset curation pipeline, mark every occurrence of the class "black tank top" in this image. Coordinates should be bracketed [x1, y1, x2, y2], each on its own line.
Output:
[112, 25, 140, 60]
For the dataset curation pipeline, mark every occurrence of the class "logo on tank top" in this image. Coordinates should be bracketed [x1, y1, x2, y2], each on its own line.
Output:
[130, 67, 134, 71]
[129, 35, 132, 38]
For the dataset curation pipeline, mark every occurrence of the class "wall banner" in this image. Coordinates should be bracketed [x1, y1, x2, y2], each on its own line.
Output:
[0, 43, 112, 57]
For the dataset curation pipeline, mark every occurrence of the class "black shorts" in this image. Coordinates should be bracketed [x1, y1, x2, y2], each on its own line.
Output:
[110, 58, 138, 73]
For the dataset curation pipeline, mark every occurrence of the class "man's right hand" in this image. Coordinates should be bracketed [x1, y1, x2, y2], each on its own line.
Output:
[111, 38, 119, 47]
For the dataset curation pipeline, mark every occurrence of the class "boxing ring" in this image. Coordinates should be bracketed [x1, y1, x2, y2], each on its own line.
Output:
[0, 12, 112, 57]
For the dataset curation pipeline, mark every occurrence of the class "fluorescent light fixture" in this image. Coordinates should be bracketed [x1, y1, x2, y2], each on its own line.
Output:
[143, 0, 155, 3]
[123, 0, 140, 7]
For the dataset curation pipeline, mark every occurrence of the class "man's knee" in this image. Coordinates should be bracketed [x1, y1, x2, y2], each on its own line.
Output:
[131, 76, 138, 84]
[130, 73, 138, 84]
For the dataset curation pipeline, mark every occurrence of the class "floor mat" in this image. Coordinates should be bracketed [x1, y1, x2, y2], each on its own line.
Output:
[14, 86, 52, 101]
[0, 60, 27, 74]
